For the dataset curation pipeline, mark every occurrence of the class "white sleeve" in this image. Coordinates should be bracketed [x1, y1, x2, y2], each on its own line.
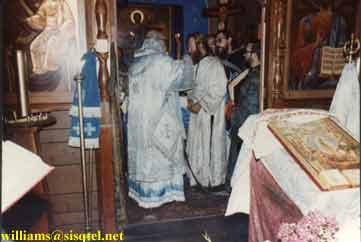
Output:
[159, 58, 184, 92]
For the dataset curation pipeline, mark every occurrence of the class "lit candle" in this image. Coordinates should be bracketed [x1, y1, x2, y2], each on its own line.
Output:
[16, 50, 29, 118]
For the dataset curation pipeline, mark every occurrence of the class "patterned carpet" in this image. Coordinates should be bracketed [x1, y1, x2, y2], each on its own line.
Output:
[126, 187, 229, 224]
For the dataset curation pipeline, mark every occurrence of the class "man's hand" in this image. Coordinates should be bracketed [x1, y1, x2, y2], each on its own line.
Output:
[175, 33, 181, 59]
[175, 33, 181, 45]
[225, 100, 234, 121]
[187, 99, 201, 113]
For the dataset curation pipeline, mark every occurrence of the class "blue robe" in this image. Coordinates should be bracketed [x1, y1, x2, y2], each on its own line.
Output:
[127, 38, 190, 208]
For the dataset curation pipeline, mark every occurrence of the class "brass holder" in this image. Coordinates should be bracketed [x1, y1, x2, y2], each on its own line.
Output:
[6, 49, 51, 126]
[343, 33, 360, 64]
[6, 112, 50, 125]
[6, 50, 55, 128]
[74, 74, 91, 234]
[16, 50, 29, 118]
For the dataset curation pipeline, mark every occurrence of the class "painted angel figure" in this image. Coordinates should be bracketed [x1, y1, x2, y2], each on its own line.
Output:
[26, 0, 75, 75]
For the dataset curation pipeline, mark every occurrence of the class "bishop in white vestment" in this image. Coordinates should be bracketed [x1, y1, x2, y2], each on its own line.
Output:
[127, 31, 192, 208]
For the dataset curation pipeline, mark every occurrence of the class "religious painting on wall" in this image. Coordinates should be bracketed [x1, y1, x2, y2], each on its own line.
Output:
[283, 0, 357, 98]
[3, 0, 87, 108]
[117, 4, 177, 65]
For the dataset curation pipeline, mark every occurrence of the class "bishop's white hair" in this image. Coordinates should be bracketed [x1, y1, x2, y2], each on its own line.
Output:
[145, 30, 167, 41]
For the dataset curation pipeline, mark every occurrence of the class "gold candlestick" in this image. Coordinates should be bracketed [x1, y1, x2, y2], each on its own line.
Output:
[344, 33, 360, 64]
[74, 74, 91, 234]
[16, 50, 29, 118]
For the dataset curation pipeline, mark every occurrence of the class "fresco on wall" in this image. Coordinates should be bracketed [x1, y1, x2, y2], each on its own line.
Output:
[4, 0, 86, 95]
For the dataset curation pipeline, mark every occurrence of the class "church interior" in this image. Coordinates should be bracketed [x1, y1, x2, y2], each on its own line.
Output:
[1, 0, 360, 242]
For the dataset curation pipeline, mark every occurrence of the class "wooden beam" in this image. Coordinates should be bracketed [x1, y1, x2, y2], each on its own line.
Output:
[96, 111, 117, 233]
[95, 0, 117, 234]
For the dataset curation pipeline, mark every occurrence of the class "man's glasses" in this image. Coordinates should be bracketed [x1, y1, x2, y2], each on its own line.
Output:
[243, 50, 254, 56]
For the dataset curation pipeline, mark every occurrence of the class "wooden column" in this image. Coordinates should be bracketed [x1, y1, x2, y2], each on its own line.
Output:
[259, 0, 268, 112]
[270, 0, 286, 107]
[266, 0, 289, 108]
[94, 0, 117, 233]
[356, 1, 361, 42]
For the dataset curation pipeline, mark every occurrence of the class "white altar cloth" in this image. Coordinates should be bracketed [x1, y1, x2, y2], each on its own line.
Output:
[225, 109, 360, 228]
[2, 141, 54, 213]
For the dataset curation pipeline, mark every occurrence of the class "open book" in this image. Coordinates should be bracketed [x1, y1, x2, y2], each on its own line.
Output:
[228, 69, 249, 101]
[320, 47, 346, 77]
[2, 141, 54, 213]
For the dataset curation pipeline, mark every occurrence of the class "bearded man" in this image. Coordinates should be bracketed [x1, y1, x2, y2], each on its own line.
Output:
[215, 31, 247, 81]
[206, 34, 216, 56]
[186, 32, 228, 188]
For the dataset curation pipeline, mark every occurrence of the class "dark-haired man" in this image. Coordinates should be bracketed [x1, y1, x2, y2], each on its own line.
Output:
[215, 31, 247, 81]
[215, 31, 248, 131]
[225, 42, 261, 192]
[186, 32, 229, 188]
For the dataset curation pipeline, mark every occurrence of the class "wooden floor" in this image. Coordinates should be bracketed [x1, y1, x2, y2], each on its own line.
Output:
[123, 214, 249, 242]
[3, 189, 249, 242]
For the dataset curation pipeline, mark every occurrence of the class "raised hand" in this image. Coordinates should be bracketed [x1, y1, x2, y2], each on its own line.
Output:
[175, 33, 181, 45]
[175, 33, 182, 59]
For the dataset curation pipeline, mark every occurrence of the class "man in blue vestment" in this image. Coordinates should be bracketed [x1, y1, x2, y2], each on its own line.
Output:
[127, 30, 193, 208]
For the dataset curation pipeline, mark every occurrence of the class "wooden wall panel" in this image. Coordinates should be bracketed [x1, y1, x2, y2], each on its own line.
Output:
[45, 165, 98, 194]
[43, 110, 71, 130]
[39, 129, 69, 143]
[41, 144, 81, 166]
[48, 192, 98, 214]
[52, 210, 99, 227]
